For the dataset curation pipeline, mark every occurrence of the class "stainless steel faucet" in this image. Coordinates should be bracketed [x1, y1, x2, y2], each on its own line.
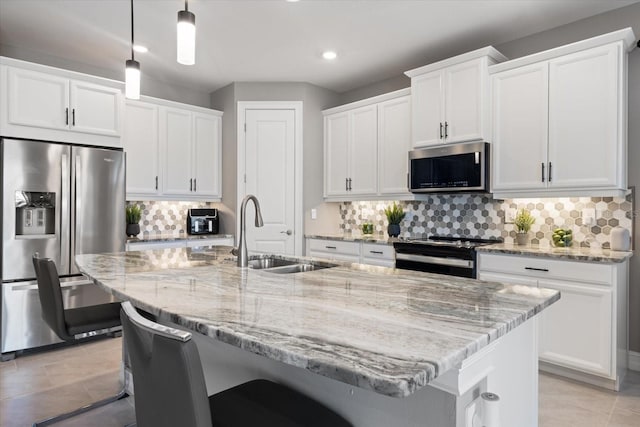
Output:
[236, 194, 264, 267]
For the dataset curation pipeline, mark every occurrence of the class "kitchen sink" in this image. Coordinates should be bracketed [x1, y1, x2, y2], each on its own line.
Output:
[248, 257, 299, 270]
[263, 263, 334, 274]
[248, 255, 337, 274]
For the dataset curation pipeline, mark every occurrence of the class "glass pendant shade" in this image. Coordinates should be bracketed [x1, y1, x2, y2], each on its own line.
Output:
[177, 10, 196, 65]
[125, 59, 140, 100]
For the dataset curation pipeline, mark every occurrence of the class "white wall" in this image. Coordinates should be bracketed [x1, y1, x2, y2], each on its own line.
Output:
[209, 82, 341, 239]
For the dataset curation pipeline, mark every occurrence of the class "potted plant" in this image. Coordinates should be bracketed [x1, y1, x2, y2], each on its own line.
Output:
[125, 205, 142, 237]
[384, 202, 405, 238]
[514, 209, 535, 246]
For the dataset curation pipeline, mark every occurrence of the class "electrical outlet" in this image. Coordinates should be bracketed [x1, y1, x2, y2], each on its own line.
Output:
[311, 209, 317, 220]
[505, 209, 516, 224]
[582, 208, 596, 226]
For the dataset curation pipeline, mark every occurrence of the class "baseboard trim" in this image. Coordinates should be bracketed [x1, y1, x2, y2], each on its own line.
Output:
[629, 351, 640, 372]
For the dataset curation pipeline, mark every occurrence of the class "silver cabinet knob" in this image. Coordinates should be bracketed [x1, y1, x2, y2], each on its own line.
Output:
[280, 230, 293, 235]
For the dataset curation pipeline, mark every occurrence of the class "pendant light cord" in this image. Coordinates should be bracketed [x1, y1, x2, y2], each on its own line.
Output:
[130, 0, 135, 61]
[185, 0, 188, 12]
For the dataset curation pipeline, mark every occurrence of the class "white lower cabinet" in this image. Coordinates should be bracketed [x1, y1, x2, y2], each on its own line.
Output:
[537, 278, 612, 377]
[478, 252, 628, 390]
[306, 238, 395, 267]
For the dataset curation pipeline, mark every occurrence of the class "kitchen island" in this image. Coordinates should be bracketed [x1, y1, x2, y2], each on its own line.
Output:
[76, 246, 559, 427]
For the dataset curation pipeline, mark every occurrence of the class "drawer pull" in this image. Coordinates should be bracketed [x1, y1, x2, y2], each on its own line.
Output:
[369, 250, 384, 255]
[325, 246, 337, 250]
[525, 267, 549, 272]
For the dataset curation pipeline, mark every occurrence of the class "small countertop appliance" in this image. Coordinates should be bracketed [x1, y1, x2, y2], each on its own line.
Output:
[187, 208, 219, 235]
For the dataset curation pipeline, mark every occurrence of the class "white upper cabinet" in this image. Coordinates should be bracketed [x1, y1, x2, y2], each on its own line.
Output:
[1, 57, 123, 147]
[378, 95, 411, 195]
[123, 97, 223, 202]
[492, 62, 549, 192]
[348, 105, 378, 195]
[7, 67, 69, 131]
[405, 47, 507, 148]
[490, 28, 635, 198]
[69, 80, 121, 137]
[323, 89, 412, 201]
[411, 70, 442, 146]
[162, 107, 193, 196]
[324, 112, 350, 197]
[123, 100, 160, 197]
[547, 45, 621, 190]
[192, 112, 222, 198]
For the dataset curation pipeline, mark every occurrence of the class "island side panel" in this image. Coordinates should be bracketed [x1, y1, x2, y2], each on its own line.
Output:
[188, 329, 457, 427]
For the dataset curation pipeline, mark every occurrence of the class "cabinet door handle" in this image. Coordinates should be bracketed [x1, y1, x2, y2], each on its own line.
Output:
[190, 178, 193, 191]
[72, 109, 75, 126]
[348, 178, 352, 191]
[155, 176, 158, 190]
[65, 107, 69, 125]
[439, 122, 443, 139]
[541, 163, 545, 183]
[548, 162, 552, 182]
[345, 178, 348, 191]
[444, 121, 449, 138]
[370, 250, 384, 255]
[193, 178, 197, 192]
[325, 245, 337, 250]
[525, 267, 549, 272]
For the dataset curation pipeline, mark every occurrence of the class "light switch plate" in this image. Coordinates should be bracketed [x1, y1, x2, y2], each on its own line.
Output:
[311, 209, 317, 220]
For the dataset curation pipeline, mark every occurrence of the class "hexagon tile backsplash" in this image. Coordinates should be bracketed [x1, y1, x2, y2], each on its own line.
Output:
[339, 193, 634, 249]
[126, 201, 214, 237]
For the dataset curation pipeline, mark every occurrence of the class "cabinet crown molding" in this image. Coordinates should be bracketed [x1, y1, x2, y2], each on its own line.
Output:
[404, 46, 507, 78]
[322, 88, 410, 116]
[0, 56, 123, 90]
[489, 27, 636, 74]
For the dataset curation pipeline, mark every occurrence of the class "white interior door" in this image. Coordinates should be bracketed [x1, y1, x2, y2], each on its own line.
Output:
[243, 109, 296, 255]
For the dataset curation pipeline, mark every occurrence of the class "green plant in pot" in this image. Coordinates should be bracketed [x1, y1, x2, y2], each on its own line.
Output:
[384, 202, 405, 238]
[125, 205, 142, 237]
[514, 208, 535, 246]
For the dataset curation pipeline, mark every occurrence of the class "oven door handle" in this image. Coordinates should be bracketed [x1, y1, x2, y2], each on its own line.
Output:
[395, 253, 473, 269]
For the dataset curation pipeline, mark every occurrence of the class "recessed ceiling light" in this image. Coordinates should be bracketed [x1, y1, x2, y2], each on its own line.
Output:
[286, 0, 300, 3]
[322, 51, 337, 60]
[132, 44, 148, 53]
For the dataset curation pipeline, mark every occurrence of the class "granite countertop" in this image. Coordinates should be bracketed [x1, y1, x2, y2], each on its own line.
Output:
[477, 243, 632, 263]
[127, 233, 234, 243]
[76, 247, 558, 398]
[306, 233, 397, 245]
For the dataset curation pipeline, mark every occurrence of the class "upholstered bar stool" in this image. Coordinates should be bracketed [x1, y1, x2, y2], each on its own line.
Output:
[120, 301, 353, 427]
[31, 254, 127, 426]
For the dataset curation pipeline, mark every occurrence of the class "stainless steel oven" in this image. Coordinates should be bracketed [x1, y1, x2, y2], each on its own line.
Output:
[409, 141, 489, 193]
[393, 236, 501, 278]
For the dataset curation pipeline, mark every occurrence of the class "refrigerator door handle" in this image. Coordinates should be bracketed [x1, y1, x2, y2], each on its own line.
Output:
[71, 154, 81, 262]
[59, 154, 70, 273]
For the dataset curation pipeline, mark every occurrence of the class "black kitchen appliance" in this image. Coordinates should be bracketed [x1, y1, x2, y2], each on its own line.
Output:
[393, 236, 501, 278]
[187, 208, 219, 235]
[409, 141, 489, 193]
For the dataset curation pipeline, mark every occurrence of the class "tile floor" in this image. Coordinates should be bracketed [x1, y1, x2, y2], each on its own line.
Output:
[1, 337, 639, 427]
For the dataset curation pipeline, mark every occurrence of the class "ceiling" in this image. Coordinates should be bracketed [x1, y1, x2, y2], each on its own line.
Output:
[0, 0, 637, 95]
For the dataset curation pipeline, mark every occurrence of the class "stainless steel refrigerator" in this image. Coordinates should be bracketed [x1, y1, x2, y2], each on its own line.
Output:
[1, 138, 125, 359]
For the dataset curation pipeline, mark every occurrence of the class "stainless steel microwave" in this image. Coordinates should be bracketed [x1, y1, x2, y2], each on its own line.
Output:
[409, 142, 489, 193]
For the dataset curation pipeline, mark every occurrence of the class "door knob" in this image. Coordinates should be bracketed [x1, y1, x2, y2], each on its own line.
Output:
[280, 230, 293, 235]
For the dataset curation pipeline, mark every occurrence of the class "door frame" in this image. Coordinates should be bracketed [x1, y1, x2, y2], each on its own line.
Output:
[236, 101, 304, 256]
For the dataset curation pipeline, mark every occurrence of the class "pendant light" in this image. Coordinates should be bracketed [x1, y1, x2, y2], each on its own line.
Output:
[125, 0, 140, 99]
[177, 0, 196, 65]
